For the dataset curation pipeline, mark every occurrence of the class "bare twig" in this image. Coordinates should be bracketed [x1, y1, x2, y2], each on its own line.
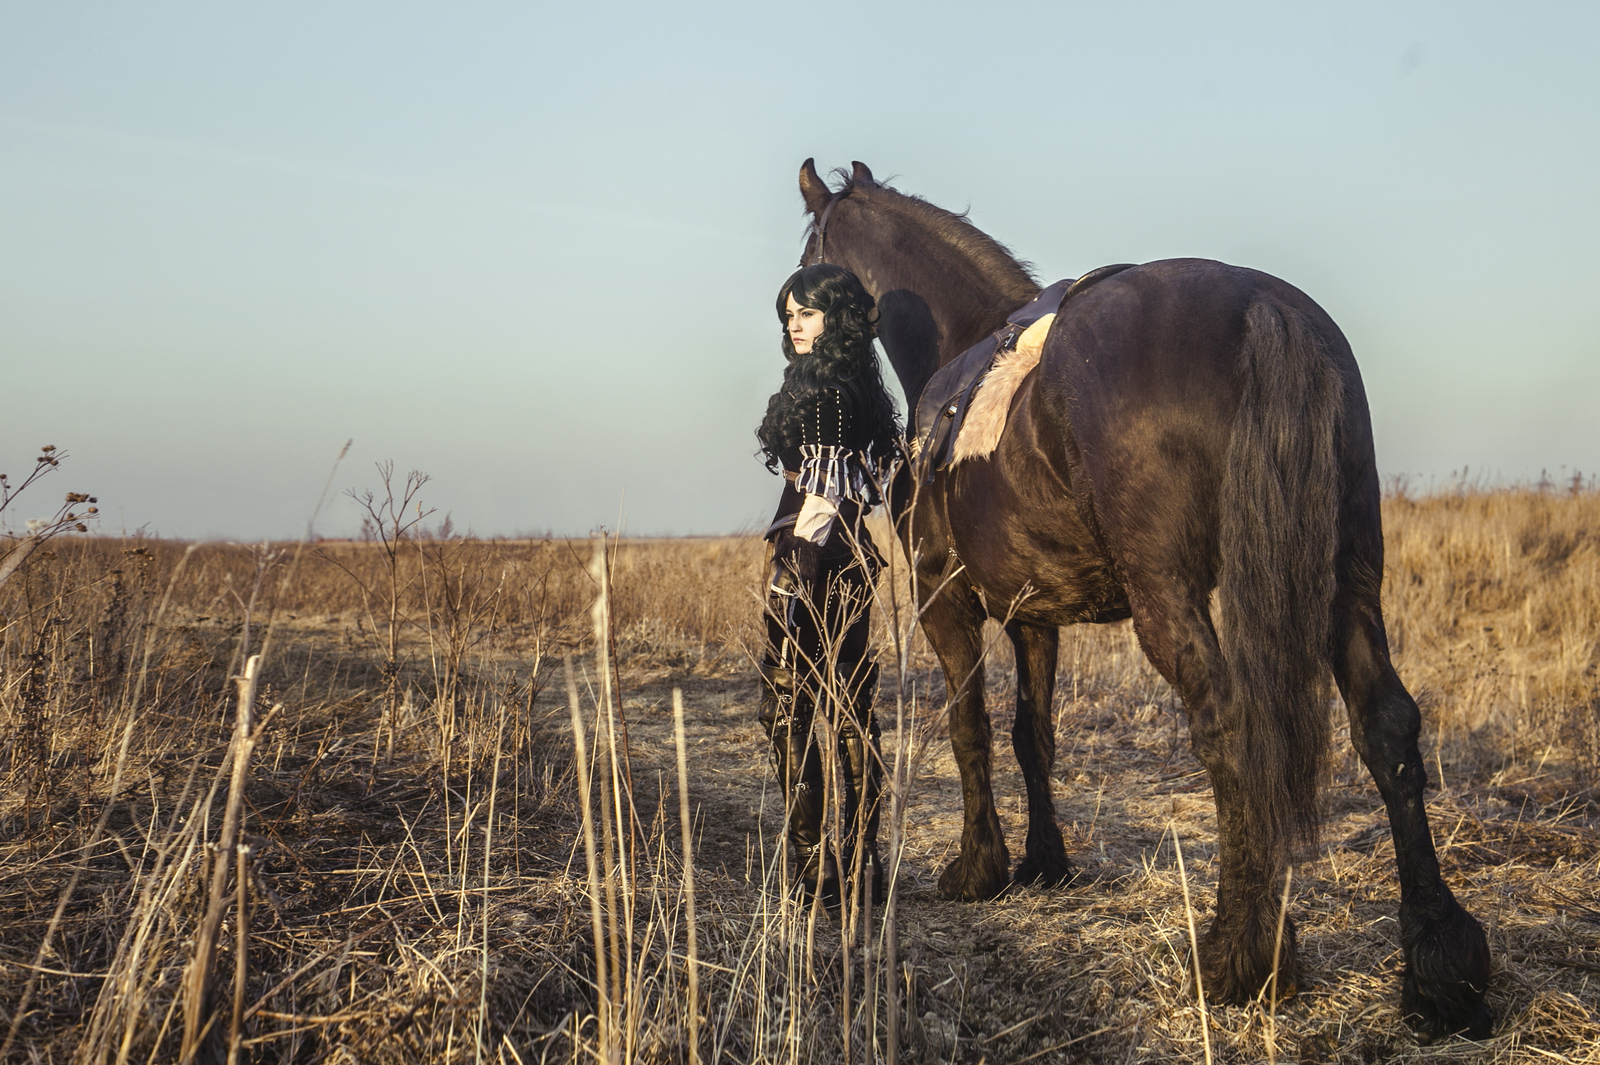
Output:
[0, 444, 97, 591]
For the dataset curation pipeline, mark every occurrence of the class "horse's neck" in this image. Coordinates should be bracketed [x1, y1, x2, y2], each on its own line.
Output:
[841, 202, 1037, 408]
[865, 256, 1034, 409]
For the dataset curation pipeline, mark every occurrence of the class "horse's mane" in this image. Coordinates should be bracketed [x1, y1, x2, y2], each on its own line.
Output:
[821, 169, 1040, 305]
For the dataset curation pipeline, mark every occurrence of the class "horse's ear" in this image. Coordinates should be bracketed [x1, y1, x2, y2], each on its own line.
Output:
[799, 157, 832, 215]
[851, 161, 876, 187]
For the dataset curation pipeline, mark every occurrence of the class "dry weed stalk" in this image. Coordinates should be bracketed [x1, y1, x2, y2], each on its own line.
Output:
[1171, 823, 1214, 1065]
[672, 688, 700, 1065]
[0, 445, 98, 592]
[179, 654, 273, 1063]
[1265, 865, 1293, 1065]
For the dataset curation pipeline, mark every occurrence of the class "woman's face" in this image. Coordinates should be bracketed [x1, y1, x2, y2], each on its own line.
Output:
[785, 293, 826, 355]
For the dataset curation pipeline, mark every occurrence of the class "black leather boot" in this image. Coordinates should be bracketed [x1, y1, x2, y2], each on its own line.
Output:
[759, 659, 836, 903]
[838, 660, 884, 907]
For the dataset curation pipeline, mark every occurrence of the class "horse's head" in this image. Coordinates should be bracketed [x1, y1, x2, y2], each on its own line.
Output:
[795, 158, 1035, 403]
[798, 158, 880, 273]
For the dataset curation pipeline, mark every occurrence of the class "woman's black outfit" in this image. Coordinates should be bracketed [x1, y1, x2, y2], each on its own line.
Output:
[760, 382, 886, 906]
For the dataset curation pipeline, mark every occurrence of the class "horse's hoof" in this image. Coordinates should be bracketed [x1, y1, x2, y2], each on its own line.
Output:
[1199, 914, 1300, 1007]
[937, 851, 1009, 901]
[1399, 896, 1493, 1043]
[1013, 852, 1078, 888]
[1402, 983, 1493, 1046]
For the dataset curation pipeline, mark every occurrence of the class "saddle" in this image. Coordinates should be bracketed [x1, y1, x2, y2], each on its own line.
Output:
[912, 264, 1136, 484]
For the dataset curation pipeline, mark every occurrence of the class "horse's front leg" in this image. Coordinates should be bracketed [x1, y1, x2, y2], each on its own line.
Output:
[1006, 620, 1075, 886]
[920, 577, 1010, 901]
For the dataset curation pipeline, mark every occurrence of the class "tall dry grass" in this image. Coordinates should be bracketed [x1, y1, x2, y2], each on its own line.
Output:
[0, 520, 594, 1062]
[1380, 486, 1600, 783]
[1, 482, 1597, 1062]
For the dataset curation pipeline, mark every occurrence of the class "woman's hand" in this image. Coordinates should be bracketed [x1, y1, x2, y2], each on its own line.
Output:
[773, 529, 824, 584]
[794, 492, 838, 544]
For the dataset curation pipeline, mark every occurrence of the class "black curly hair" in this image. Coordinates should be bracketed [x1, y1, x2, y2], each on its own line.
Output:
[756, 264, 902, 474]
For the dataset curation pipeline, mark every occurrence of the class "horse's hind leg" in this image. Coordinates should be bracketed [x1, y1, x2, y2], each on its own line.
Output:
[1006, 620, 1075, 886]
[1332, 562, 1492, 1041]
[921, 580, 1010, 901]
[1123, 582, 1297, 1004]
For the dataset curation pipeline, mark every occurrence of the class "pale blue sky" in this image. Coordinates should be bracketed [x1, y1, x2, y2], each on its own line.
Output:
[2, 2, 1596, 538]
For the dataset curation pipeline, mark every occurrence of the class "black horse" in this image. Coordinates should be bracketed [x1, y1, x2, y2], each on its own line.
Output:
[797, 159, 1492, 1041]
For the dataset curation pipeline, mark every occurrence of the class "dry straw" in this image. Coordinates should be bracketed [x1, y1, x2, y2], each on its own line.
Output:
[2, 481, 1598, 1061]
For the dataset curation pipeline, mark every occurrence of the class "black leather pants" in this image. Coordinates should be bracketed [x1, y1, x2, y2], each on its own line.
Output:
[759, 542, 883, 906]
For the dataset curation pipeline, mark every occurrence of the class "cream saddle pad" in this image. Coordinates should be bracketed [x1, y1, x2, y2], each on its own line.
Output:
[949, 313, 1054, 464]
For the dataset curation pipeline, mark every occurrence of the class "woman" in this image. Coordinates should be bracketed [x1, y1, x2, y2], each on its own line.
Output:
[756, 263, 901, 907]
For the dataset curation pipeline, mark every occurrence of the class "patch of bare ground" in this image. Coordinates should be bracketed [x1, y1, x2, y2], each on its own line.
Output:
[634, 642, 1600, 1065]
[2, 483, 1598, 1063]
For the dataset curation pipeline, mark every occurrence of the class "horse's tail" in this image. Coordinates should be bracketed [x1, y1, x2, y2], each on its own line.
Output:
[1217, 300, 1344, 863]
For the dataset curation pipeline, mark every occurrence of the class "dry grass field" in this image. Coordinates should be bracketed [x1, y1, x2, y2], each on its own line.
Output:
[2, 484, 1598, 1064]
